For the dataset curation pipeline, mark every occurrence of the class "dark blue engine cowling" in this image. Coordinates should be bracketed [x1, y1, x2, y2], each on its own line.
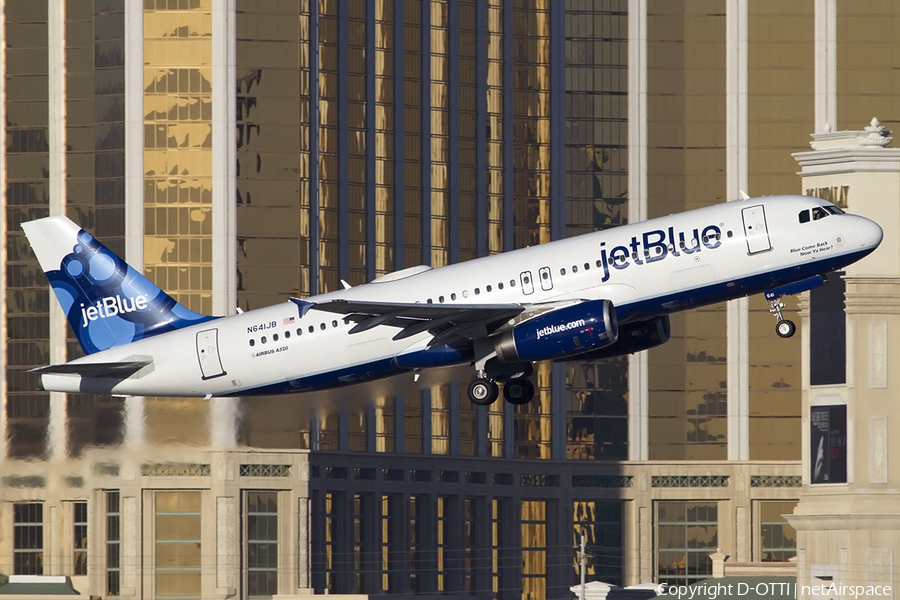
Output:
[555, 315, 670, 361]
[493, 299, 618, 363]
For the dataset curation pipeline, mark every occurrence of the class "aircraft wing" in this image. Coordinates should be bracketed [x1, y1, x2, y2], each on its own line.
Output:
[28, 359, 152, 378]
[311, 299, 525, 346]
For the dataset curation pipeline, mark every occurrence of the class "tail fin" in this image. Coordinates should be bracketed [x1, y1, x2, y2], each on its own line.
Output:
[22, 216, 216, 354]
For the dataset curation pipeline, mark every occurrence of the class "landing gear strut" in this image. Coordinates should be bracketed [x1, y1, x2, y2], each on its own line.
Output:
[767, 295, 796, 338]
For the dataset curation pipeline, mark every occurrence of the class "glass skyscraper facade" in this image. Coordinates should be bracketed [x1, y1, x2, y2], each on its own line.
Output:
[6, 0, 896, 597]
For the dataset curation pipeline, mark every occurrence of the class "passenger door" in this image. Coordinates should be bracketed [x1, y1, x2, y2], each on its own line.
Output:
[741, 205, 772, 254]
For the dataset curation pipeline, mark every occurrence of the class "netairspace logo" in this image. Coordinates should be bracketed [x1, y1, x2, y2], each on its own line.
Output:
[657, 581, 893, 600]
[80, 294, 149, 327]
[535, 319, 587, 340]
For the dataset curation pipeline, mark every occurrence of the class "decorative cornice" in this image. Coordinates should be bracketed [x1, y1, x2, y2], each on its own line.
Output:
[858, 118, 893, 147]
[785, 513, 900, 531]
[794, 119, 900, 175]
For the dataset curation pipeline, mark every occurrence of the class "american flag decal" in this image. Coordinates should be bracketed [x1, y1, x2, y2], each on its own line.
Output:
[283, 316, 295, 325]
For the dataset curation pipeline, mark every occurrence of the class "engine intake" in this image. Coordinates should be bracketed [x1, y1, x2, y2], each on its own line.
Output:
[493, 299, 618, 363]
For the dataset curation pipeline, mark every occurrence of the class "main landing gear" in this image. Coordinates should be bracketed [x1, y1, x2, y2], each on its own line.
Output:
[467, 375, 535, 406]
[467, 362, 536, 406]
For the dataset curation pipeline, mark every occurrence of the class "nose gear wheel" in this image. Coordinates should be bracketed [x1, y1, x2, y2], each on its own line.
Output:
[767, 295, 796, 338]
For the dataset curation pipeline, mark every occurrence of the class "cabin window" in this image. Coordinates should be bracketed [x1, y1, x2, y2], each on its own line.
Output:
[451, 293, 457, 300]
[427, 298, 433, 304]
[439, 295, 444, 303]
[474, 288, 480, 295]
[285, 331, 290, 339]
[596, 259, 602, 268]
[584, 262, 590, 270]
[320, 323, 326, 330]
[273, 333, 279, 342]
[498, 282, 504, 290]
[572, 265, 578, 273]
[261, 336, 267, 344]
[309, 326, 314, 333]
[486, 285, 492, 292]
[297, 328, 303, 336]
[560, 268, 566, 275]
[510, 279, 516, 287]
[332, 320, 338, 328]
[249, 339, 255, 347]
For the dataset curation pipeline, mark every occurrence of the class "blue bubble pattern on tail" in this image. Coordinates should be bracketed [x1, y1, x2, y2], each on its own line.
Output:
[47, 228, 217, 354]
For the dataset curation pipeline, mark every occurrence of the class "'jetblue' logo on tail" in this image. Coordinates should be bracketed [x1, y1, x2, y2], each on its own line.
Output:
[80, 295, 150, 327]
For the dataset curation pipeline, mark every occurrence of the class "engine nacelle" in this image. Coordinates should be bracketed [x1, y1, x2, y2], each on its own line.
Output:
[556, 315, 670, 361]
[493, 299, 618, 363]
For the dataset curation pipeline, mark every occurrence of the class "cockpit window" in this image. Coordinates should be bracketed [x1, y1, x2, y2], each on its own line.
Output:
[824, 205, 844, 215]
[812, 207, 828, 221]
[799, 210, 810, 223]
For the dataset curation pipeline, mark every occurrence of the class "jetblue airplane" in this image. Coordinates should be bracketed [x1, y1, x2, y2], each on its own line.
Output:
[23, 194, 882, 406]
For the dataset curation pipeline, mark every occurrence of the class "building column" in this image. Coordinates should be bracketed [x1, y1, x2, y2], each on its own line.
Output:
[124, 0, 145, 450]
[47, 0, 68, 461]
[627, 0, 649, 460]
[211, 0, 236, 316]
[814, 0, 837, 131]
[726, 0, 750, 461]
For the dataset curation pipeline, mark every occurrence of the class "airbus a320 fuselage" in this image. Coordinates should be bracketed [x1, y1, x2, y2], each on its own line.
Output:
[23, 194, 883, 406]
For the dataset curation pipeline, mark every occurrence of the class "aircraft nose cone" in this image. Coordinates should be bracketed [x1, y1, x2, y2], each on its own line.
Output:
[856, 216, 884, 249]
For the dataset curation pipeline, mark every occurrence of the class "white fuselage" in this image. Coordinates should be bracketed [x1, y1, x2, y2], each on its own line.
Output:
[41, 195, 882, 397]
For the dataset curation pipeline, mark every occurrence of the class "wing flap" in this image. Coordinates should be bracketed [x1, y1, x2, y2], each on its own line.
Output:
[314, 299, 525, 344]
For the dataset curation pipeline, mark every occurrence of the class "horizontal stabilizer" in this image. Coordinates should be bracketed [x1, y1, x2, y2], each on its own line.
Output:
[29, 359, 152, 378]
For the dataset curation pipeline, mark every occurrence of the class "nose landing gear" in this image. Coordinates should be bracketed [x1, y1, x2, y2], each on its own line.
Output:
[767, 295, 796, 338]
[764, 275, 827, 339]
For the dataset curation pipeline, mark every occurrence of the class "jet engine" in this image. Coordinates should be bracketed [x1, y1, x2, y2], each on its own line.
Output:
[556, 315, 670, 361]
[492, 299, 618, 363]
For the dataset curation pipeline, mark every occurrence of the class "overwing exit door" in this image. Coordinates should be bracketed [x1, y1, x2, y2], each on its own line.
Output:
[741, 205, 772, 254]
[196, 328, 226, 380]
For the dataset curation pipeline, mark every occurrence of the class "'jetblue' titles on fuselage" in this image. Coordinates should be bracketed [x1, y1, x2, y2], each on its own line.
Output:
[596, 224, 723, 282]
